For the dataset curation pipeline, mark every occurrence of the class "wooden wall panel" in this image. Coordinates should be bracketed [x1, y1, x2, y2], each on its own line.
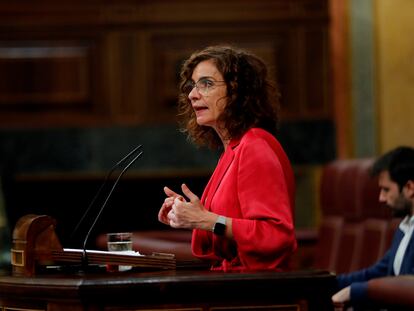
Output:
[303, 28, 330, 117]
[0, 44, 91, 107]
[0, 0, 330, 127]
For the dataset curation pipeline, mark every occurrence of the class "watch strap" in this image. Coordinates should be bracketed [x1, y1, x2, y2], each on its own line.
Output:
[213, 215, 226, 236]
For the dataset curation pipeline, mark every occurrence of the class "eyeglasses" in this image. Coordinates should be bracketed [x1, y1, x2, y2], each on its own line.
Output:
[183, 77, 226, 96]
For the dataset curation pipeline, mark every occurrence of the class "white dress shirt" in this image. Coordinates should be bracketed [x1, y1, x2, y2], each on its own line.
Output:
[393, 215, 414, 275]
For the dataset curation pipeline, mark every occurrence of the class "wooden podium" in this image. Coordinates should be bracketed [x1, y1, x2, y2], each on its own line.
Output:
[10, 214, 175, 276]
[0, 269, 336, 311]
[2, 214, 337, 310]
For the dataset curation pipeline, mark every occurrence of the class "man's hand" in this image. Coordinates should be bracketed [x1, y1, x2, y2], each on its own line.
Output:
[332, 286, 351, 304]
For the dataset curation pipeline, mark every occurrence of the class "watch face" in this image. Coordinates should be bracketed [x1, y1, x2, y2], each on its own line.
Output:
[213, 222, 226, 236]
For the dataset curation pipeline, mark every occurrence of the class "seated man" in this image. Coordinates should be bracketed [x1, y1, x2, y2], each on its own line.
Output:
[332, 146, 414, 309]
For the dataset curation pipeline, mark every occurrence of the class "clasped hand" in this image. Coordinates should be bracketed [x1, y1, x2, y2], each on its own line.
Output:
[158, 183, 212, 230]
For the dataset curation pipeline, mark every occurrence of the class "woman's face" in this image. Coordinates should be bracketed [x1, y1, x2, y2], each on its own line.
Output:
[188, 59, 228, 131]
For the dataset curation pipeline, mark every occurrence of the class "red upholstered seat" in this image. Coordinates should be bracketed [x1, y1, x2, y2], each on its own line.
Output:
[335, 222, 364, 273]
[366, 275, 414, 309]
[319, 160, 349, 216]
[314, 216, 344, 271]
[356, 218, 389, 270]
[314, 158, 394, 274]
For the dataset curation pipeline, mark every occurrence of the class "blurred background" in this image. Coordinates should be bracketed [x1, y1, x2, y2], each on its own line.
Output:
[0, 0, 412, 268]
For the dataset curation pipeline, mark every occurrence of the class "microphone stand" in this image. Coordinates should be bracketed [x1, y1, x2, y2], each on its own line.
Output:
[81, 150, 143, 270]
[70, 145, 142, 241]
[72, 146, 143, 271]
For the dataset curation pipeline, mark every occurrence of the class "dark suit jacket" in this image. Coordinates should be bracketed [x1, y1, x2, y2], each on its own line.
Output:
[337, 222, 414, 304]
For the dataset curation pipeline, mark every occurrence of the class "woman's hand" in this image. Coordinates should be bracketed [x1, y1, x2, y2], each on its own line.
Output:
[160, 183, 216, 231]
[168, 183, 206, 229]
[158, 186, 182, 225]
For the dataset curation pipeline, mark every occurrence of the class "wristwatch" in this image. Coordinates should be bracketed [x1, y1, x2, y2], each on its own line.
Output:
[212, 215, 227, 236]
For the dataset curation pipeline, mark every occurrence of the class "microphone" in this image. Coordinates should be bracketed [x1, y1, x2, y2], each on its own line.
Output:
[70, 144, 143, 241]
[72, 145, 143, 269]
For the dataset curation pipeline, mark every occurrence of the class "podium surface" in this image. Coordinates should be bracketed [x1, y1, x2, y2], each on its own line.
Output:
[0, 269, 335, 311]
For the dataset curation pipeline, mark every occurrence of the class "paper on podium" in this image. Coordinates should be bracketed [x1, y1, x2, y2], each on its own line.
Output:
[57, 248, 176, 269]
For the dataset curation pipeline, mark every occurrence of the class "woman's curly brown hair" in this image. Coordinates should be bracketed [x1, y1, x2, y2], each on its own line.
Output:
[177, 45, 281, 149]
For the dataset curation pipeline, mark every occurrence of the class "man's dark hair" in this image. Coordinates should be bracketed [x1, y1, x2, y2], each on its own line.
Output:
[371, 146, 414, 190]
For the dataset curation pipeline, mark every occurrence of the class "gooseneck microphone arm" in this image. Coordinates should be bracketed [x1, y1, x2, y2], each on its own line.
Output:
[82, 149, 143, 259]
[70, 144, 142, 241]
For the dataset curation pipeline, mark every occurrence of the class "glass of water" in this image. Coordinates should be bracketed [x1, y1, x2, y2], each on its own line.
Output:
[107, 232, 133, 252]
[107, 232, 133, 272]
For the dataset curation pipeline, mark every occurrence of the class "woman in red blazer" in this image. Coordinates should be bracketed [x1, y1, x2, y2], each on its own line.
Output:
[158, 45, 297, 271]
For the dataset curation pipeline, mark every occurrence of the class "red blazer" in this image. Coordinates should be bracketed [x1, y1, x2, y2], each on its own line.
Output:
[191, 128, 297, 271]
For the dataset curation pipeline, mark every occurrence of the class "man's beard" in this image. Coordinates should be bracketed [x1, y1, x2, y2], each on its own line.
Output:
[389, 193, 412, 218]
